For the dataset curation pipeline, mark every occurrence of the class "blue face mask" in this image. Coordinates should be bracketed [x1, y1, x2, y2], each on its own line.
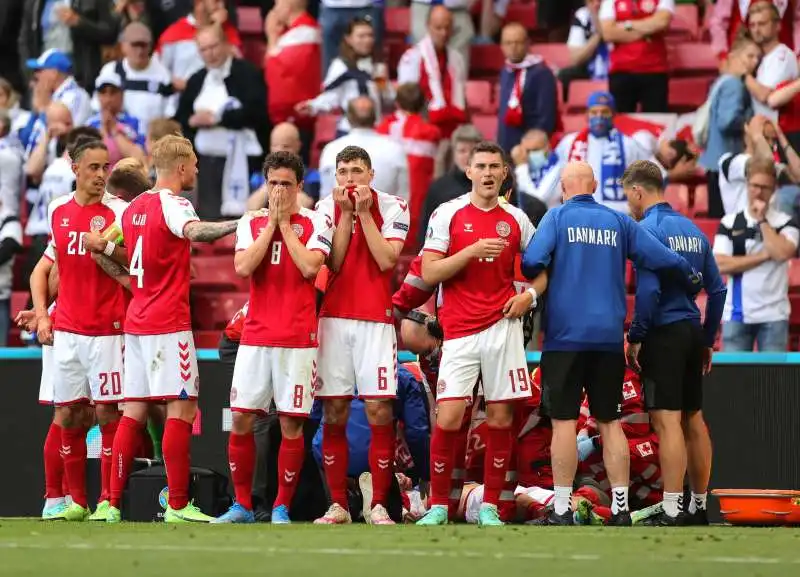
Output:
[528, 149, 548, 171]
[589, 116, 613, 138]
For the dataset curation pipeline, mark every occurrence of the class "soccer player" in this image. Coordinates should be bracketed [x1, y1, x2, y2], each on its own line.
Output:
[521, 160, 703, 526]
[30, 138, 127, 522]
[415, 141, 536, 527]
[624, 160, 726, 525]
[313, 145, 410, 525]
[213, 151, 333, 524]
[107, 134, 238, 523]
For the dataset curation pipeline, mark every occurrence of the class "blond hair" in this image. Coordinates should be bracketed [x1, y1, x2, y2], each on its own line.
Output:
[151, 134, 196, 172]
[147, 117, 182, 143]
[109, 158, 151, 199]
[748, 1, 780, 21]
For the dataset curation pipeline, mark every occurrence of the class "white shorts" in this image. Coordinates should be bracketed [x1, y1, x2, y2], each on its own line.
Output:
[38, 344, 56, 405]
[316, 318, 398, 399]
[230, 345, 316, 416]
[124, 331, 199, 401]
[52, 331, 124, 405]
[437, 318, 531, 403]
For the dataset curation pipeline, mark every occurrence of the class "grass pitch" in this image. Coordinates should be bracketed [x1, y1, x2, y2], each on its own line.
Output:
[0, 520, 799, 577]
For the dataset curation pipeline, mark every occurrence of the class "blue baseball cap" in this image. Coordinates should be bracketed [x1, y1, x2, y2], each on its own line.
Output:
[587, 91, 616, 111]
[26, 49, 73, 73]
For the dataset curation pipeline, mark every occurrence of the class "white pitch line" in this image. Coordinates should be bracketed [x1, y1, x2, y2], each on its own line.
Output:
[0, 542, 798, 565]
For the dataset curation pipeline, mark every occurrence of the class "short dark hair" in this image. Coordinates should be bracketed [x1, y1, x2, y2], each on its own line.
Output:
[263, 150, 305, 184]
[395, 83, 425, 114]
[468, 141, 506, 164]
[62, 126, 102, 158]
[108, 160, 151, 200]
[335, 145, 372, 170]
[69, 135, 107, 162]
[621, 160, 664, 192]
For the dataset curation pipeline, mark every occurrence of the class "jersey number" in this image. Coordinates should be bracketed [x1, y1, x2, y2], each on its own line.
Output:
[508, 368, 529, 394]
[293, 385, 304, 409]
[99, 371, 122, 397]
[67, 232, 87, 256]
[270, 241, 282, 264]
[378, 366, 388, 391]
[130, 236, 144, 288]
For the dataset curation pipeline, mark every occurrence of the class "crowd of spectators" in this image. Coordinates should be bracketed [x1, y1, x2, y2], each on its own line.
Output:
[1, 0, 800, 352]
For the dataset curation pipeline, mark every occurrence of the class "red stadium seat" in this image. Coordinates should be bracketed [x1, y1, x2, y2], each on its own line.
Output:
[565, 80, 609, 113]
[385, 7, 410, 38]
[789, 260, 800, 293]
[789, 295, 800, 329]
[668, 77, 713, 112]
[669, 43, 719, 77]
[472, 114, 498, 141]
[669, 4, 700, 40]
[237, 6, 263, 35]
[504, 5, 537, 29]
[692, 184, 709, 216]
[315, 114, 339, 145]
[532, 44, 572, 71]
[470, 45, 505, 78]
[193, 235, 236, 256]
[191, 256, 247, 292]
[466, 80, 494, 113]
[664, 184, 689, 214]
[10, 291, 29, 319]
[693, 218, 720, 243]
[560, 114, 586, 133]
[387, 40, 409, 79]
[191, 291, 248, 330]
[241, 37, 266, 67]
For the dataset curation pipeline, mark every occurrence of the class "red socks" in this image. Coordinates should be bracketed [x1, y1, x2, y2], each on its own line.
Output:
[448, 413, 471, 517]
[322, 423, 349, 508]
[110, 416, 143, 509]
[99, 420, 119, 502]
[163, 418, 192, 511]
[274, 435, 305, 509]
[368, 423, 395, 509]
[430, 425, 458, 507]
[483, 426, 513, 506]
[228, 432, 255, 511]
[44, 422, 65, 499]
[61, 426, 88, 508]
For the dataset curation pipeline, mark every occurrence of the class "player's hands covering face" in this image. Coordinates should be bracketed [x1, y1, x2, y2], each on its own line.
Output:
[332, 186, 354, 213]
[268, 187, 290, 224]
[353, 185, 372, 214]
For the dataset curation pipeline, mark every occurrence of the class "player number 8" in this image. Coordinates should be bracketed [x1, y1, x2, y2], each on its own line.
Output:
[271, 241, 282, 264]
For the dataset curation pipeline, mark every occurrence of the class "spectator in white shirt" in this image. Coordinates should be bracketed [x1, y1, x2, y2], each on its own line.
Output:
[559, 0, 609, 101]
[0, 205, 22, 346]
[318, 0, 380, 72]
[94, 22, 175, 135]
[0, 110, 23, 217]
[410, 0, 474, 70]
[318, 96, 409, 200]
[745, 2, 798, 122]
[713, 157, 800, 351]
[0, 78, 32, 142]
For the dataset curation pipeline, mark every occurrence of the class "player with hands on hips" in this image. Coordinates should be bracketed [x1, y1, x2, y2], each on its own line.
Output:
[314, 146, 409, 525]
[416, 141, 545, 527]
[214, 152, 333, 525]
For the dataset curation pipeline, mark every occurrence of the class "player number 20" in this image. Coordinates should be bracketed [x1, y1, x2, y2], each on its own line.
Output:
[99, 371, 122, 397]
[67, 231, 87, 256]
[271, 241, 282, 264]
[507, 368, 529, 393]
[130, 236, 145, 288]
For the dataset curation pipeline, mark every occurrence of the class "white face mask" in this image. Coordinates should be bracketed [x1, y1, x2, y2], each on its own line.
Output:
[528, 149, 548, 170]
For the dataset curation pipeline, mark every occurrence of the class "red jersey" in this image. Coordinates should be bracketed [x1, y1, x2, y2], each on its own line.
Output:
[391, 253, 434, 315]
[45, 193, 127, 336]
[423, 194, 535, 339]
[235, 208, 334, 347]
[224, 301, 248, 342]
[776, 80, 800, 134]
[316, 190, 410, 324]
[121, 190, 199, 335]
[601, 0, 671, 74]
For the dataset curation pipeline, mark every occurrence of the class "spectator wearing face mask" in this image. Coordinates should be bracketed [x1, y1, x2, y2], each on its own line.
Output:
[511, 128, 559, 200]
[525, 91, 651, 212]
[497, 22, 558, 153]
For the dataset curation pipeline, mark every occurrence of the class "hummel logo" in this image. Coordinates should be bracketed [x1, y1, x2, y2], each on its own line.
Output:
[492, 458, 505, 469]
[433, 461, 445, 474]
[102, 448, 112, 457]
[324, 454, 335, 466]
[61, 218, 69, 227]
[464, 223, 473, 232]
[229, 462, 237, 472]
[61, 446, 71, 455]
[377, 458, 390, 470]
[284, 471, 297, 483]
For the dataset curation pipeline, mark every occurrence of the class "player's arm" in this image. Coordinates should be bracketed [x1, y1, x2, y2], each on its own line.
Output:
[357, 199, 405, 272]
[712, 222, 771, 274]
[91, 252, 132, 291]
[758, 220, 799, 263]
[47, 262, 59, 300]
[31, 254, 55, 344]
[279, 221, 326, 279]
[627, 266, 661, 345]
[233, 217, 276, 278]
[521, 209, 556, 279]
[184, 220, 238, 242]
[702, 246, 727, 349]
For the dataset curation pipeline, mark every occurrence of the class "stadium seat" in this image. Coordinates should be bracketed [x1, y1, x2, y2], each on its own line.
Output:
[693, 217, 720, 242]
[315, 114, 339, 145]
[387, 39, 409, 79]
[191, 256, 247, 292]
[691, 184, 709, 216]
[664, 184, 689, 214]
[504, 4, 537, 29]
[237, 6, 263, 35]
[669, 4, 700, 40]
[561, 114, 585, 133]
[241, 37, 266, 67]
[470, 45, 505, 78]
[472, 114, 498, 141]
[466, 80, 494, 113]
[565, 79, 609, 113]
[532, 44, 572, 71]
[191, 291, 248, 330]
[193, 235, 236, 256]
[789, 294, 800, 329]
[385, 7, 410, 38]
[669, 43, 718, 77]
[789, 259, 800, 293]
[668, 77, 713, 112]
[10, 291, 29, 319]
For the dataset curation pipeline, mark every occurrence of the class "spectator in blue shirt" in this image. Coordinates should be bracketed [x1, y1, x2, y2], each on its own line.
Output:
[87, 68, 145, 166]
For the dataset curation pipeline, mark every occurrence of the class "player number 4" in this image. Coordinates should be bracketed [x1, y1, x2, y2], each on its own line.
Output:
[130, 236, 145, 288]
[508, 368, 529, 393]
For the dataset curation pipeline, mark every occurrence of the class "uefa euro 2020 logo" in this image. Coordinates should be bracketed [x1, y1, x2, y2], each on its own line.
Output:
[159, 487, 169, 511]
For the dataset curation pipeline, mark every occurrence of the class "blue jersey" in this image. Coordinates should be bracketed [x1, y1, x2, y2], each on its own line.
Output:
[521, 194, 702, 351]
[629, 202, 727, 347]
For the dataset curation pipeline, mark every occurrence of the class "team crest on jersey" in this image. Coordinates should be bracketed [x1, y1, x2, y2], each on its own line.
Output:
[496, 221, 511, 238]
[437, 379, 446, 395]
[89, 216, 106, 232]
[640, 0, 654, 12]
[292, 223, 304, 237]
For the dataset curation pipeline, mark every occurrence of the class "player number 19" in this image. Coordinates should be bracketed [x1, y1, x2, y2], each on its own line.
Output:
[508, 368, 529, 393]
[130, 236, 145, 288]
